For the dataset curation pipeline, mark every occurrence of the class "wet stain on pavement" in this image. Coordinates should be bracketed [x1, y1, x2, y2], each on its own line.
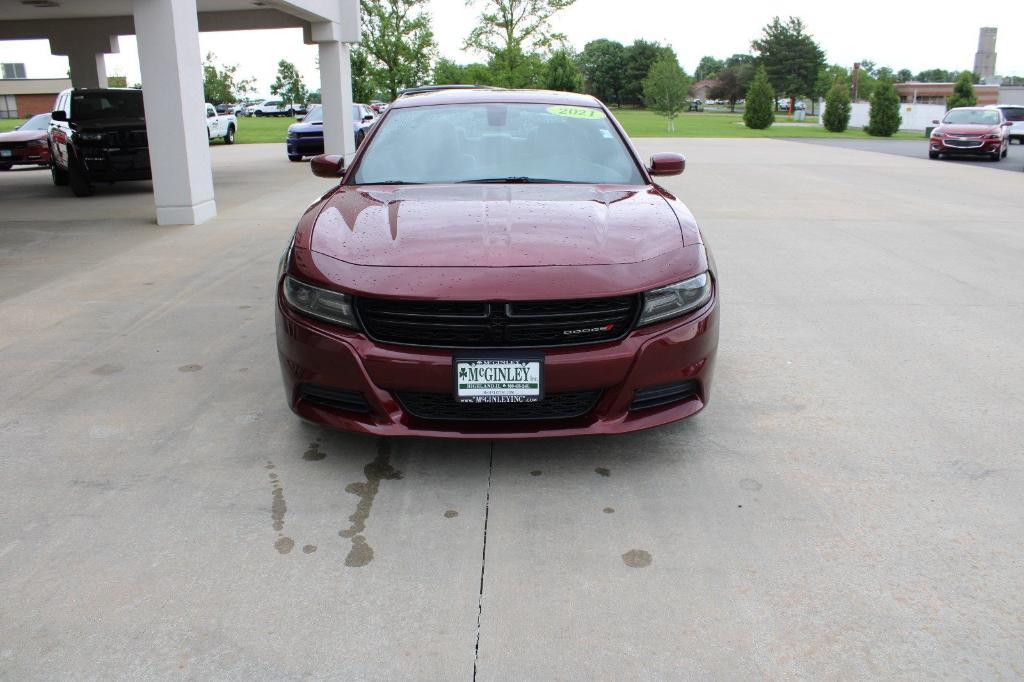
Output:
[91, 364, 123, 376]
[346, 536, 374, 567]
[530, 470, 543, 477]
[267, 460, 295, 553]
[303, 544, 318, 554]
[622, 549, 652, 568]
[303, 441, 326, 461]
[739, 478, 762, 491]
[339, 438, 403, 567]
[595, 467, 611, 477]
[444, 510, 459, 519]
[275, 537, 295, 554]
[603, 507, 615, 514]
[178, 364, 202, 373]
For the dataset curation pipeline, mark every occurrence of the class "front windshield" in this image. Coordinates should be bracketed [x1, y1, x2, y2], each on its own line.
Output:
[302, 105, 323, 123]
[20, 113, 50, 131]
[943, 109, 1000, 125]
[71, 91, 144, 121]
[352, 102, 645, 185]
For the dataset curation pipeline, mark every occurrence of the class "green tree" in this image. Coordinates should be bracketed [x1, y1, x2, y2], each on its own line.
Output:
[203, 52, 256, 105]
[710, 63, 753, 112]
[578, 39, 627, 105]
[947, 70, 977, 109]
[896, 68, 914, 83]
[622, 40, 670, 106]
[544, 49, 582, 92]
[743, 65, 775, 129]
[432, 58, 494, 85]
[823, 79, 851, 132]
[751, 16, 825, 112]
[464, 0, 575, 87]
[694, 55, 725, 81]
[350, 47, 379, 103]
[914, 68, 956, 83]
[725, 53, 754, 68]
[866, 78, 901, 136]
[642, 54, 691, 132]
[270, 59, 308, 109]
[361, 0, 436, 100]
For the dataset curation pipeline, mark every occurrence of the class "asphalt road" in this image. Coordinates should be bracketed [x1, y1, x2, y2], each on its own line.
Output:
[1, 140, 1022, 678]
[790, 136, 1024, 172]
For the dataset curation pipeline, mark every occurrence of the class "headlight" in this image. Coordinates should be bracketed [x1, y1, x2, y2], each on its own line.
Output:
[984, 133, 1001, 140]
[282, 275, 358, 329]
[27, 139, 47, 147]
[931, 131, 945, 139]
[287, 129, 298, 138]
[638, 272, 712, 326]
[79, 132, 105, 142]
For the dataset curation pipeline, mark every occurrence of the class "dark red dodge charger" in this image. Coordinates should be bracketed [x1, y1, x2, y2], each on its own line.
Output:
[276, 88, 719, 438]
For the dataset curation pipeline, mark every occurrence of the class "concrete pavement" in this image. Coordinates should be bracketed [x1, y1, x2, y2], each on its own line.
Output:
[1, 140, 1022, 678]
[790, 136, 1024, 172]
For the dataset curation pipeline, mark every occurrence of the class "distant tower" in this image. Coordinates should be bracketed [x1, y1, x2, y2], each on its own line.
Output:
[973, 27, 997, 81]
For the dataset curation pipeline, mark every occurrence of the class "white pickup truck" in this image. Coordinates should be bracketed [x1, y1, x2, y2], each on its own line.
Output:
[204, 103, 237, 144]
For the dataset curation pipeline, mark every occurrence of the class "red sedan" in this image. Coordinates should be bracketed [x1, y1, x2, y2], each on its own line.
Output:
[929, 107, 1011, 161]
[0, 113, 51, 171]
[276, 89, 719, 438]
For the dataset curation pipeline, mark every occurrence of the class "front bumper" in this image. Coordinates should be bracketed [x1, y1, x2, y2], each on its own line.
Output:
[286, 137, 324, 157]
[0, 144, 49, 166]
[79, 145, 152, 181]
[276, 290, 719, 438]
[930, 138, 1002, 155]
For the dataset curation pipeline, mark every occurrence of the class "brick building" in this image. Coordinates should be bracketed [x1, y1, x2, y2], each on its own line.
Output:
[894, 82, 999, 106]
[0, 78, 70, 119]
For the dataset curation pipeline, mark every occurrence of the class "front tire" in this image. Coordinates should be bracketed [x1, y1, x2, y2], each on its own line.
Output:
[929, 151, 940, 159]
[0, 162, 12, 171]
[225, 125, 235, 144]
[1001, 142, 1008, 158]
[51, 163, 69, 186]
[255, 110, 265, 118]
[288, 154, 303, 162]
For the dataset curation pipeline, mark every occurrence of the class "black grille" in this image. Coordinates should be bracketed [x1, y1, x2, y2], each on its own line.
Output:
[356, 296, 638, 348]
[397, 390, 601, 421]
[299, 384, 370, 413]
[630, 381, 698, 411]
[944, 139, 983, 148]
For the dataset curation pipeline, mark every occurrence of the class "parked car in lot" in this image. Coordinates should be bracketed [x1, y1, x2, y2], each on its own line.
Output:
[991, 105, 1024, 144]
[48, 87, 151, 197]
[929, 107, 1011, 160]
[276, 88, 719, 438]
[205, 102, 237, 144]
[0, 112, 51, 170]
[285, 103, 375, 161]
[251, 99, 305, 117]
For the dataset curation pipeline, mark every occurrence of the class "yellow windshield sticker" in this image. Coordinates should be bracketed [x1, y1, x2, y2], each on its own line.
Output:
[547, 105, 604, 120]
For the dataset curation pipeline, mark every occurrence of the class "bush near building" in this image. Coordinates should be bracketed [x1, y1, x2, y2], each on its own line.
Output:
[866, 79, 901, 137]
[823, 81, 851, 132]
[947, 71, 977, 110]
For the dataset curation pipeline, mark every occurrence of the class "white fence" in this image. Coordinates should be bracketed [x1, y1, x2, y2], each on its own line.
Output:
[817, 99, 946, 131]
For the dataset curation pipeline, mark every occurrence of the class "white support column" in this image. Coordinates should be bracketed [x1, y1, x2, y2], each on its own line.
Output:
[133, 0, 216, 226]
[318, 38, 356, 162]
[49, 34, 118, 89]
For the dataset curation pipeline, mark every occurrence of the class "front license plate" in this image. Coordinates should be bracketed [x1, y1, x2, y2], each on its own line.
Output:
[0, 149, 11, 157]
[455, 357, 543, 403]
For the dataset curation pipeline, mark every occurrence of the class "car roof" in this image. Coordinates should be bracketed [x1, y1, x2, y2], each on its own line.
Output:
[389, 88, 603, 109]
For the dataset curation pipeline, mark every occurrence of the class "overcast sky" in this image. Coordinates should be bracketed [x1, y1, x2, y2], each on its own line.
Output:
[1, 0, 1021, 97]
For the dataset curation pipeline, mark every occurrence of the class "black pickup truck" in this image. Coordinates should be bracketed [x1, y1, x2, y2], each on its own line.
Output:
[48, 88, 151, 197]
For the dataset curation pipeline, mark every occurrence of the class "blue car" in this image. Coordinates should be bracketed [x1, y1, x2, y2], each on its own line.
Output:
[286, 103, 376, 161]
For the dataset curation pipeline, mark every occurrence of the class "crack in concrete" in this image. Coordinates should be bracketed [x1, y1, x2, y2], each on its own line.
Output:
[472, 442, 494, 681]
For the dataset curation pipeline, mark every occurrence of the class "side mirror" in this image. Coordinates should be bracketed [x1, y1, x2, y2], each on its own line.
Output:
[649, 152, 685, 177]
[310, 154, 345, 178]
[51, 110, 67, 122]
[362, 115, 374, 123]
[296, 114, 304, 120]
[1002, 120, 1013, 126]
[932, 119, 940, 125]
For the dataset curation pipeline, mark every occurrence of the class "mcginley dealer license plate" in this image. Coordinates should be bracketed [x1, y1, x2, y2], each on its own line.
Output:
[455, 356, 543, 403]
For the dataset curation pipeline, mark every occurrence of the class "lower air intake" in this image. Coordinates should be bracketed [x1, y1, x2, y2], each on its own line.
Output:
[299, 384, 370, 413]
[629, 381, 698, 411]
[397, 390, 601, 421]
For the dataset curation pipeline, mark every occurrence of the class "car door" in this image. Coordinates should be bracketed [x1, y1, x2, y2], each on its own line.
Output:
[206, 104, 219, 138]
[50, 92, 71, 169]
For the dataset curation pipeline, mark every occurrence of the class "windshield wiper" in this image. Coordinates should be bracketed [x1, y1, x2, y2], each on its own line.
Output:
[457, 177, 565, 184]
[361, 180, 423, 185]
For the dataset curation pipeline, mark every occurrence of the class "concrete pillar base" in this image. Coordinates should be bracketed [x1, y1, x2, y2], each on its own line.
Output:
[156, 199, 217, 226]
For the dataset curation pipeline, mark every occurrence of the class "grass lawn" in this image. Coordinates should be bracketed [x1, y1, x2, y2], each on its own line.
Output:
[3, 109, 924, 142]
[610, 108, 923, 140]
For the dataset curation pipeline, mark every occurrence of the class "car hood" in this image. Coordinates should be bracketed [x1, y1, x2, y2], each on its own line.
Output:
[289, 122, 323, 134]
[938, 123, 999, 135]
[0, 130, 47, 143]
[309, 184, 684, 267]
